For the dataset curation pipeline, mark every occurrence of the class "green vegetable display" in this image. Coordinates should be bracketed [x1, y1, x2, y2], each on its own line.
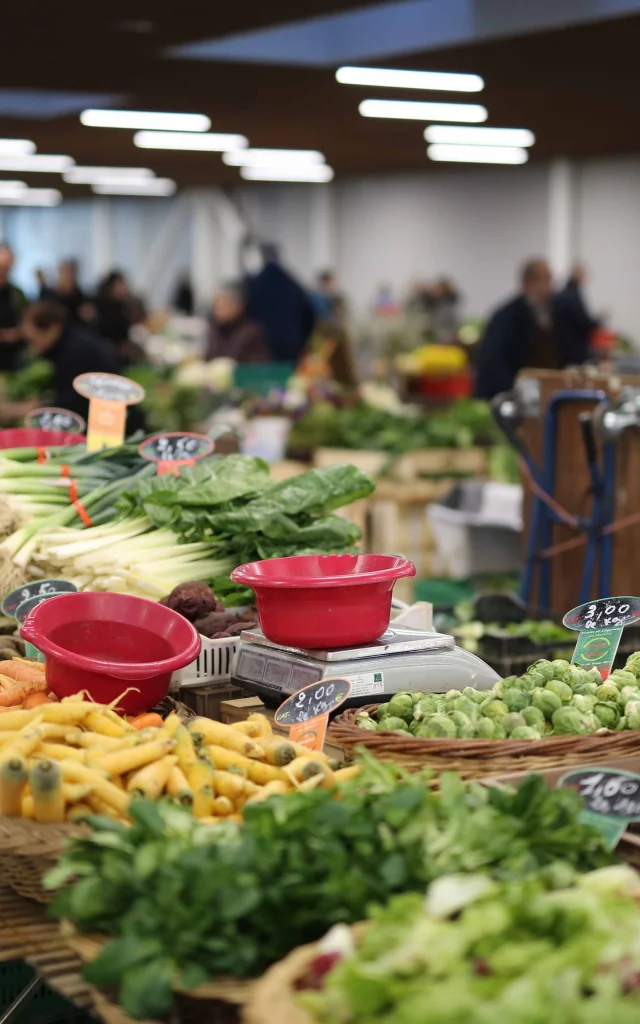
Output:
[47, 760, 614, 1019]
[302, 865, 640, 1024]
[354, 654, 640, 739]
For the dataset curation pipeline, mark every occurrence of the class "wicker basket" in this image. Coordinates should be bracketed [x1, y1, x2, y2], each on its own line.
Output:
[67, 931, 252, 1024]
[330, 705, 640, 779]
[0, 815, 83, 903]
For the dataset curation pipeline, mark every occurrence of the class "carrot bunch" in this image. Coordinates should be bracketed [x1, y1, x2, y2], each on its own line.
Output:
[0, 659, 52, 708]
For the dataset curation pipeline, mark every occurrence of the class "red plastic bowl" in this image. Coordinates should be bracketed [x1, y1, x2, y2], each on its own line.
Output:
[0, 428, 86, 450]
[20, 592, 200, 714]
[231, 553, 416, 648]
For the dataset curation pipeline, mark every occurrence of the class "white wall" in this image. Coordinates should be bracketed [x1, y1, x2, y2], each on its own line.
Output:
[3, 155, 640, 338]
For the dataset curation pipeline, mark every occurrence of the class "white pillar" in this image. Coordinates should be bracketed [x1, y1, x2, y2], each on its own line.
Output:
[91, 198, 113, 281]
[547, 159, 576, 281]
[190, 190, 219, 313]
[309, 184, 336, 275]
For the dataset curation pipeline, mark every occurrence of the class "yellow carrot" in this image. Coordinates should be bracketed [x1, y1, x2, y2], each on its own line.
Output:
[21, 792, 34, 819]
[60, 762, 130, 817]
[192, 786, 214, 818]
[85, 710, 127, 738]
[174, 725, 198, 775]
[92, 738, 174, 776]
[230, 721, 262, 738]
[262, 740, 297, 767]
[211, 770, 246, 802]
[333, 765, 361, 783]
[162, 712, 182, 738]
[206, 744, 288, 785]
[0, 756, 27, 816]
[127, 754, 177, 799]
[166, 765, 192, 805]
[41, 724, 83, 743]
[211, 795, 234, 816]
[37, 742, 85, 763]
[245, 780, 289, 804]
[67, 802, 93, 822]
[186, 759, 216, 792]
[62, 783, 92, 803]
[0, 725, 44, 765]
[246, 713, 273, 741]
[76, 733, 138, 752]
[30, 760, 64, 823]
[0, 709, 40, 731]
[41, 704, 94, 725]
[188, 718, 264, 758]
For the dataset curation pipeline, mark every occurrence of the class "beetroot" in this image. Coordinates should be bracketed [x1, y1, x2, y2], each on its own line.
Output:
[163, 581, 217, 622]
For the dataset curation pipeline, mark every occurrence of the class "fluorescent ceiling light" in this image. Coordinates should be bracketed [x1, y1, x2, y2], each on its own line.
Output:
[240, 165, 334, 182]
[91, 178, 177, 196]
[0, 188, 62, 206]
[0, 154, 74, 173]
[0, 181, 27, 194]
[223, 148, 324, 167]
[428, 143, 528, 164]
[0, 139, 36, 155]
[134, 130, 248, 151]
[360, 99, 487, 122]
[64, 166, 155, 184]
[425, 125, 535, 147]
[81, 109, 211, 132]
[336, 67, 483, 92]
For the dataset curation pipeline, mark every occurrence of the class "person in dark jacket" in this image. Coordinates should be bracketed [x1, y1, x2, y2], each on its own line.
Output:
[39, 260, 93, 324]
[474, 258, 590, 400]
[207, 284, 271, 363]
[20, 301, 144, 432]
[244, 244, 315, 363]
[553, 263, 600, 357]
[0, 244, 28, 372]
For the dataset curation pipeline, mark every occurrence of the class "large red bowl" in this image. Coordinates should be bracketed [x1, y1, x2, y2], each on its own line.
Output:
[20, 592, 200, 714]
[0, 428, 85, 450]
[231, 553, 416, 648]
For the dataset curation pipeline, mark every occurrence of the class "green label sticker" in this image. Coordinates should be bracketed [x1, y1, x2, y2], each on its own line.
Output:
[563, 596, 640, 680]
[571, 626, 623, 678]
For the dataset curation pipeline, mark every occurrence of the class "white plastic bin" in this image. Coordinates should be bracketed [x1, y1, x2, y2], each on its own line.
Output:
[171, 635, 238, 689]
[426, 481, 523, 579]
[241, 416, 291, 463]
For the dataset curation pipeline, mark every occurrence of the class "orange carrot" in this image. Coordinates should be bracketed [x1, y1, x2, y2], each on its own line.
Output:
[127, 713, 163, 730]
[0, 678, 49, 707]
[0, 661, 48, 685]
[22, 693, 54, 710]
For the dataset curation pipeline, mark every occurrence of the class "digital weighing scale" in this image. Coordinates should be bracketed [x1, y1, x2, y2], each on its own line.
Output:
[231, 625, 500, 708]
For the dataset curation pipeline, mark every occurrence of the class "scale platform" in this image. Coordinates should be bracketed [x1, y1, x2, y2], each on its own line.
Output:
[231, 625, 500, 709]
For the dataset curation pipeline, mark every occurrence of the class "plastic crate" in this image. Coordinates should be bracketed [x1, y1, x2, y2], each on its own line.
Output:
[0, 961, 94, 1024]
[172, 635, 238, 688]
[426, 482, 523, 579]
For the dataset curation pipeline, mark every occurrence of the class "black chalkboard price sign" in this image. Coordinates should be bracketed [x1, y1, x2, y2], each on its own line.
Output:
[563, 597, 640, 631]
[25, 407, 85, 434]
[138, 433, 213, 464]
[1, 579, 78, 617]
[275, 677, 353, 727]
[559, 767, 640, 848]
[73, 373, 145, 405]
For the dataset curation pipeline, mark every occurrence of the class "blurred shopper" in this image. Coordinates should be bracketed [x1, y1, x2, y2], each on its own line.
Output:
[40, 259, 93, 323]
[94, 270, 145, 365]
[207, 283, 270, 363]
[173, 275, 195, 316]
[474, 258, 588, 400]
[21, 301, 144, 430]
[553, 263, 600, 356]
[429, 278, 460, 344]
[310, 269, 345, 325]
[244, 244, 316, 363]
[0, 244, 27, 372]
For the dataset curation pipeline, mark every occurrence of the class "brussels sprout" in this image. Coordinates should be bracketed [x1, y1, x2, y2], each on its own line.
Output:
[625, 654, 640, 679]
[379, 716, 409, 732]
[444, 689, 462, 702]
[377, 702, 393, 719]
[523, 671, 546, 689]
[413, 695, 442, 721]
[503, 712, 526, 735]
[503, 688, 531, 713]
[509, 726, 541, 740]
[532, 687, 563, 721]
[450, 710, 472, 730]
[565, 665, 586, 688]
[551, 706, 586, 735]
[530, 659, 555, 683]
[421, 714, 457, 739]
[481, 699, 509, 720]
[617, 685, 640, 712]
[550, 659, 571, 679]
[545, 679, 573, 704]
[474, 718, 497, 739]
[388, 696, 414, 723]
[571, 694, 597, 713]
[490, 680, 506, 699]
[389, 692, 414, 711]
[450, 695, 477, 717]
[625, 700, 640, 730]
[580, 712, 600, 734]
[595, 682, 619, 703]
[572, 681, 599, 697]
[457, 722, 476, 739]
[469, 688, 491, 705]
[593, 701, 621, 730]
[492, 722, 507, 739]
[411, 692, 425, 705]
[356, 716, 378, 731]
[609, 670, 637, 689]
[521, 705, 546, 731]
[501, 676, 520, 690]
[409, 719, 422, 736]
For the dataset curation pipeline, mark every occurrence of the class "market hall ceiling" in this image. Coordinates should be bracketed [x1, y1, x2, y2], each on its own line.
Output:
[2, 0, 640, 193]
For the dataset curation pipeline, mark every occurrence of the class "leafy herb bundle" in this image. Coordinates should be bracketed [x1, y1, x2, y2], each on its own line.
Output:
[48, 760, 614, 1019]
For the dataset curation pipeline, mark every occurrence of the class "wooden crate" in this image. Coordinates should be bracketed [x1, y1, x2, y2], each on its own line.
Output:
[220, 697, 345, 761]
[314, 446, 488, 482]
[178, 682, 250, 720]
